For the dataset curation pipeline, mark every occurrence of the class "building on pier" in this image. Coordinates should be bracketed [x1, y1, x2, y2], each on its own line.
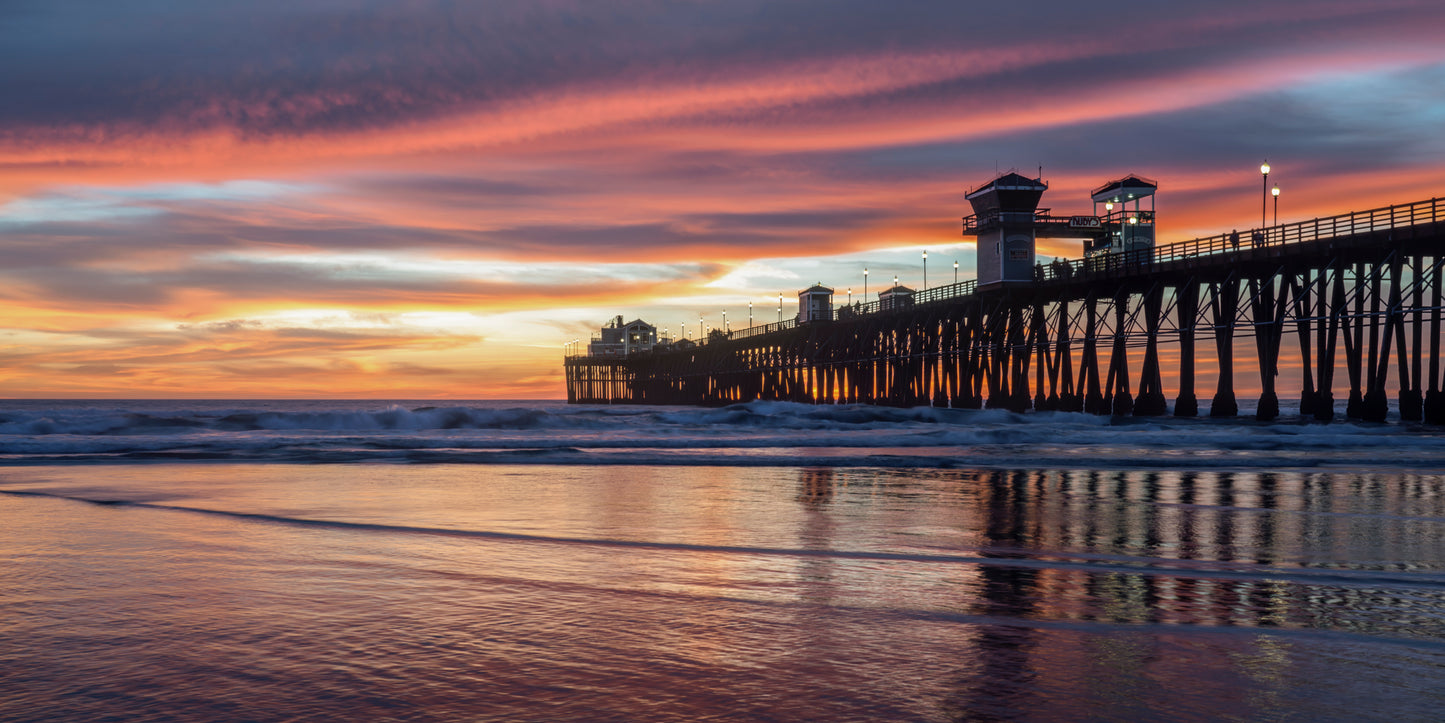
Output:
[963, 171, 1155, 280]
[966, 172, 1048, 287]
[587, 315, 664, 357]
[1086, 175, 1157, 263]
[879, 284, 915, 311]
[798, 284, 835, 323]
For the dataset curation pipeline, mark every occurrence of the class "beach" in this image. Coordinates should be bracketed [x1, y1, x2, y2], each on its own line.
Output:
[3, 401, 1445, 721]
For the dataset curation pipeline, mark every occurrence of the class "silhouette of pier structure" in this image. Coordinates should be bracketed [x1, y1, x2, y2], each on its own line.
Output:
[565, 174, 1445, 423]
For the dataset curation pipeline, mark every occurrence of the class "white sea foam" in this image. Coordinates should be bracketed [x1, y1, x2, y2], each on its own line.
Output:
[1, 399, 1442, 469]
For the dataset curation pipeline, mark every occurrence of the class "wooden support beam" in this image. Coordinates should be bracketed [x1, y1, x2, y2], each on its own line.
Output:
[1136, 284, 1168, 416]
[1363, 259, 1391, 422]
[1109, 289, 1134, 416]
[1080, 294, 1104, 414]
[1345, 263, 1366, 419]
[1249, 273, 1285, 421]
[1209, 277, 1240, 417]
[1293, 272, 1315, 417]
[1033, 301, 1051, 411]
[1056, 300, 1078, 411]
[1402, 254, 1425, 421]
[1175, 281, 1199, 417]
[1427, 257, 1445, 423]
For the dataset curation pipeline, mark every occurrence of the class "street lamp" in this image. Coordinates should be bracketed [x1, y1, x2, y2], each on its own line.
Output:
[748, 301, 753, 327]
[777, 292, 782, 323]
[863, 267, 869, 301]
[1260, 160, 1271, 228]
[953, 260, 959, 284]
[722, 309, 727, 332]
[1272, 184, 1280, 226]
[847, 288, 852, 305]
[922, 249, 928, 289]
[699, 315, 703, 339]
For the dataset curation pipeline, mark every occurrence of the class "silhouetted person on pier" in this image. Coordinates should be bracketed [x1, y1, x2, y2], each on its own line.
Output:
[1034, 262, 1044, 281]
[1251, 230, 1264, 248]
[1230, 229, 1240, 250]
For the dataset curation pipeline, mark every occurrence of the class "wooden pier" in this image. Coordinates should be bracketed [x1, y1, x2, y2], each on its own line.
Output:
[566, 196, 1445, 423]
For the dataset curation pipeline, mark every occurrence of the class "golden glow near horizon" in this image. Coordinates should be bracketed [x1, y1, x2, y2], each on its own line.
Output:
[4, 2, 1445, 398]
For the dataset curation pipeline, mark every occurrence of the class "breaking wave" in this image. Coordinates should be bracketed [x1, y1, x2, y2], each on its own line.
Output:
[1, 399, 1443, 469]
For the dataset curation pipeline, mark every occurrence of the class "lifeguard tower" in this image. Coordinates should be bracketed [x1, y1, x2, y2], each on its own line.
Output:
[963, 173, 1048, 287]
[1085, 175, 1157, 263]
[797, 284, 834, 323]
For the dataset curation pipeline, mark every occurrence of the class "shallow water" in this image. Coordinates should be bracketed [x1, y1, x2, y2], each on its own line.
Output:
[3, 462, 1444, 721]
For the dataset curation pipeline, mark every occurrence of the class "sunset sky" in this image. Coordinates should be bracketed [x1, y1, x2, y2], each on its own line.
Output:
[4, 0, 1445, 398]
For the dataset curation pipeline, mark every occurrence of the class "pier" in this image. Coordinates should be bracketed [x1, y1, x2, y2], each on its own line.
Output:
[566, 184, 1445, 423]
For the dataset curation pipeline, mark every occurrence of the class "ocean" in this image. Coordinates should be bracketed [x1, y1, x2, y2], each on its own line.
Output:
[3, 399, 1445, 721]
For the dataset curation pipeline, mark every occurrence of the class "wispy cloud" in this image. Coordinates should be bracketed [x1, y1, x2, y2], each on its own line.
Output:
[4, 0, 1445, 396]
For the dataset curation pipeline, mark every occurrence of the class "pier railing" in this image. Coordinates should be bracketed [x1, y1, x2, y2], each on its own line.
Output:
[566, 195, 1442, 358]
[1036, 196, 1444, 283]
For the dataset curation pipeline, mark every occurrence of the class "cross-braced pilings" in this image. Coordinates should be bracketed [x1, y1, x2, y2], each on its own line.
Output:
[566, 197, 1445, 423]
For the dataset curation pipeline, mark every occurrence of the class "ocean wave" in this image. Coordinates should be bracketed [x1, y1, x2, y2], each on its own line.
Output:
[2, 399, 1443, 469]
[0, 404, 601, 436]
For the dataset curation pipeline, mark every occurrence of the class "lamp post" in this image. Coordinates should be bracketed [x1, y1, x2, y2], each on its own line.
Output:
[953, 260, 958, 284]
[748, 301, 753, 328]
[722, 309, 727, 332]
[847, 288, 852, 305]
[1260, 160, 1271, 229]
[1272, 184, 1280, 226]
[777, 293, 782, 323]
[699, 315, 703, 339]
[922, 249, 928, 289]
[863, 267, 869, 302]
